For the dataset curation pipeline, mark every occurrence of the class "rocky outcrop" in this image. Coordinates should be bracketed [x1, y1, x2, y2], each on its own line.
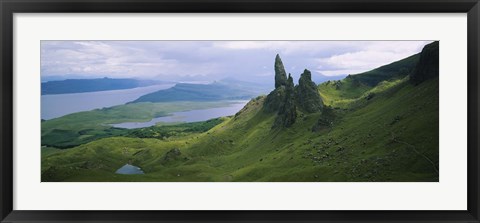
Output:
[264, 86, 286, 112]
[295, 69, 323, 113]
[161, 148, 182, 164]
[265, 55, 323, 128]
[274, 54, 288, 88]
[410, 41, 439, 85]
[311, 106, 335, 132]
[265, 54, 288, 112]
[274, 74, 297, 128]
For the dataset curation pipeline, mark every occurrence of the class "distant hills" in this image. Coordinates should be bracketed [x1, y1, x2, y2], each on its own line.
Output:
[130, 73, 344, 104]
[41, 73, 344, 96]
[41, 77, 168, 95]
[132, 79, 271, 103]
[312, 73, 347, 84]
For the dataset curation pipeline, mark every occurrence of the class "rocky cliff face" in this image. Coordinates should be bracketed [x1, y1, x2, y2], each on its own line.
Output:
[295, 69, 324, 113]
[264, 86, 286, 113]
[410, 41, 439, 85]
[274, 74, 297, 128]
[265, 55, 324, 128]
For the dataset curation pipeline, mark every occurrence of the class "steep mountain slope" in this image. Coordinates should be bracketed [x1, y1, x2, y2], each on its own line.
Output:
[42, 42, 438, 182]
[42, 76, 438, 182]
[350, 53, 421, 86]
[318, 50, 422, 108]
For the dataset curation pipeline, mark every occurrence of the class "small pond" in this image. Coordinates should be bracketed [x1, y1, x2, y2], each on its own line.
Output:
[115, 164, 145, 175]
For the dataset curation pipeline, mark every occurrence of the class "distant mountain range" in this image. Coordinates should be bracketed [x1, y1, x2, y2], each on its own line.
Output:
[41, 78, 169, 95]
[132, 79, 271, 103]
[312, 73, 347, 85]
[41, 72, 344, 96]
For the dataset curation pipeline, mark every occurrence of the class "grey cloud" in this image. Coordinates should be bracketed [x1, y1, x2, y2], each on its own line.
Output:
[41, 40, 429, 82]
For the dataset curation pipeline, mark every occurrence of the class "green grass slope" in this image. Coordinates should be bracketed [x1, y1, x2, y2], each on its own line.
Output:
[319, 53, 420, 108]
[350, 53, 420, 86]
[42, 76, 438, 182]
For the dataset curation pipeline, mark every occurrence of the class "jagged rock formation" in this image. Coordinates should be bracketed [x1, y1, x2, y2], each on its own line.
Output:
[265, 54, 288, 112]
[410, 41, 439, 85]
[295, 69, 324, 113]
[274, 54, 288, 88]
[274, 74, 297, 128]
[295, 69, 323, 113]
[266, 55, 324, 128]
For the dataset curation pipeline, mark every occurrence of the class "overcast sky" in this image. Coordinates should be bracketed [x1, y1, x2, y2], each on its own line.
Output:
[41, 40, 431, 82]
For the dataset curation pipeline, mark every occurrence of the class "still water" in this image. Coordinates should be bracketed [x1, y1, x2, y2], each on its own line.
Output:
[111, 101, 248, 129]
[41, 84, 174, 120]
[115, 164, 145, 175]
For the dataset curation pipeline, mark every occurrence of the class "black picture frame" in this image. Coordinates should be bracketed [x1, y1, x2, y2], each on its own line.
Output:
[1, 0, 479, 222]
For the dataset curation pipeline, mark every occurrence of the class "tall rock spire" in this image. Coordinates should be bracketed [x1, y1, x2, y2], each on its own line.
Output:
[295, 69, 324, 113]
[265, 54, 288, 113]
[274, 54, 288, 88]
[266, 56, 323, 128]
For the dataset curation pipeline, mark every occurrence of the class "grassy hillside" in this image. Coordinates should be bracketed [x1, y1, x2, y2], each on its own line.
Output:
[42, 77, 438, 182]
[318, 53, 420, 108]
[349, 53, 420, 86]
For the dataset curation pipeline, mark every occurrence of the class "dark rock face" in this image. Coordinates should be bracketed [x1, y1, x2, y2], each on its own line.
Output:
[410, 41, 439, 85]
[264, 86, 286, 112]
[274, 54, 288, 88]
[274, 74, 297, 128]
[265, 55, 323, 128]
[295, 69, 324, 113]
[265, 54, 288, 112]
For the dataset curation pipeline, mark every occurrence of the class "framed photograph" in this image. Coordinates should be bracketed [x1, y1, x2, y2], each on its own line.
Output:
[1, 0, 479, 222]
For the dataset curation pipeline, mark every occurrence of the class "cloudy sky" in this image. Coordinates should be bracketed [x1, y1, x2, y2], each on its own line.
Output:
[41, 40, 431, 83]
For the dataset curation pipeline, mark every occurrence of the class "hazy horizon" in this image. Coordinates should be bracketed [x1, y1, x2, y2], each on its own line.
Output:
[41, 40, 431, 83]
